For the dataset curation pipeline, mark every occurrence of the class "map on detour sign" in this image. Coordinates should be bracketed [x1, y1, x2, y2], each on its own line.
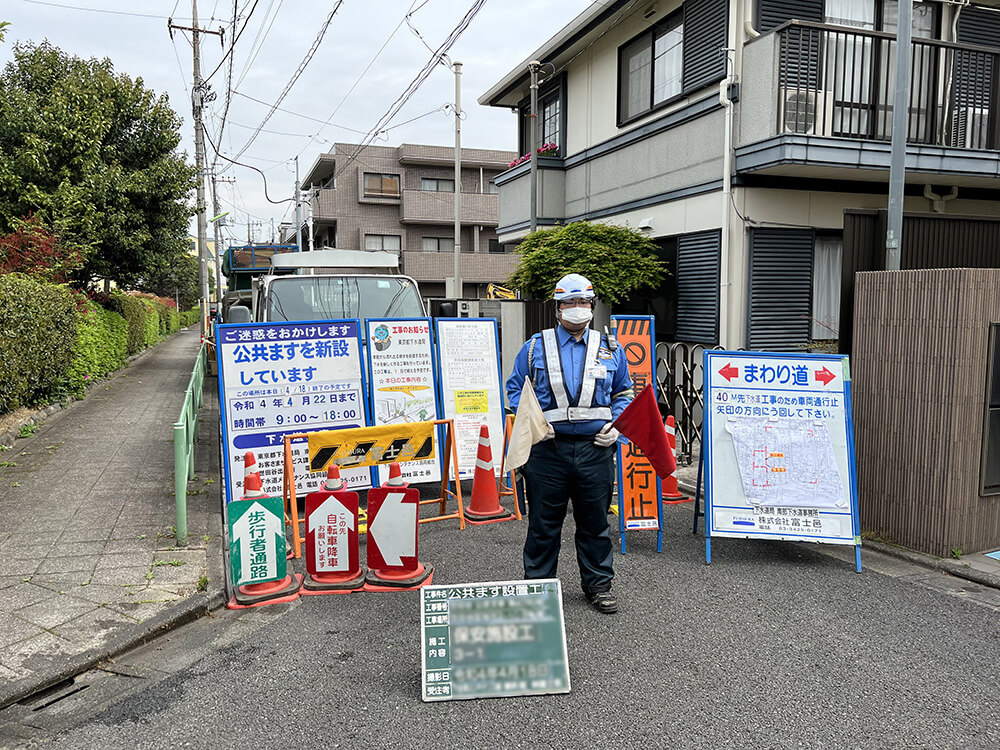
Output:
[704, 351, 860, 545]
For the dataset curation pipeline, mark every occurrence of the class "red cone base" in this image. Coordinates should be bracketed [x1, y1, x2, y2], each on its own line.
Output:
[301, 567, 367, 595]
[228, 573, 303, 609]
[364, 563, 434, 591]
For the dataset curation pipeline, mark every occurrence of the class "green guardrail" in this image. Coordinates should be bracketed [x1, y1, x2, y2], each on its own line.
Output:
[173, 342, 208, 547]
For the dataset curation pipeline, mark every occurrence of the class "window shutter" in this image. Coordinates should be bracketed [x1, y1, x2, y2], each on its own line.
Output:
[748, 228, 814, 351]
[757, 0, 823, 32]
[683, 0, 729, 94]
[676, 230, 721, 344]
[957, 7, 1000, 49]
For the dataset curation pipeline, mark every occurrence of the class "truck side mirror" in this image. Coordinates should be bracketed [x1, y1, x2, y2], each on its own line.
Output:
[227, 305, 252, 324]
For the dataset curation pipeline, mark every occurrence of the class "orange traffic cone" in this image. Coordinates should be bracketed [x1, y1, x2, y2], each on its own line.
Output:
[661, 417, 692, 505]
[323, 464, 347, 492]
[465, 424, 515, 524]
[384, 462, 406, 487]
[233, 451, 301, 606]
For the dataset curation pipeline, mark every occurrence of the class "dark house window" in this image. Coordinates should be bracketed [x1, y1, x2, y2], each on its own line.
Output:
[363, 173, 400, 197]
[619, 12, 684, 123]
[518, 76, 566, 157]
[617, 0, 728, 126]
[422, 237, 454, 253]
[421, 178, 454, 192]
[488, 239, 514, 254]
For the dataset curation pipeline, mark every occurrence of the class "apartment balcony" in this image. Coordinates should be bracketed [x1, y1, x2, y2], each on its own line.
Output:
[312, 187, 338, 218]
[400, 250, 517, 284]
[737, 21, 1000, 188]
[399, 189, 499, 226]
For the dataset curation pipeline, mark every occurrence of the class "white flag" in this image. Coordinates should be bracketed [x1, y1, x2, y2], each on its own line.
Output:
[504, 380, 550, 473]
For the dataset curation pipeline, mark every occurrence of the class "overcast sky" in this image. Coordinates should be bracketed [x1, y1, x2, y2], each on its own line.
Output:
[1, 0, 594, 246]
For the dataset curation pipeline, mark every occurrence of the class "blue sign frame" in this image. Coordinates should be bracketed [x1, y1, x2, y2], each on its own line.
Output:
[216, 319, 372, 508]
[364, 317, 445, 484]
[703, 350, 862, 572]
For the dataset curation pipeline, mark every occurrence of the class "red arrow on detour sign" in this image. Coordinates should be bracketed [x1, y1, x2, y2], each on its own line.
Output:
[814, 366, 837, 386]
[366, 485, 419, 572]
[718, 362, 739, 382]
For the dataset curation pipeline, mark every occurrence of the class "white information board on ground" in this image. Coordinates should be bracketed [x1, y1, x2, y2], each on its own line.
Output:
[217, 320, 371, 504]
[366, 318, 442, 485]
[434, 319, 505, 479]
[704, 351, 860, 550]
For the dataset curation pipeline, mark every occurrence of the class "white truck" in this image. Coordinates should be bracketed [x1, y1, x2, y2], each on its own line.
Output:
[225, 248, 425, 324]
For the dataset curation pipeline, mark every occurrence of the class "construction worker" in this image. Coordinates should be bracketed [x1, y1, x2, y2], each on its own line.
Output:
[505, 273, 634, 614]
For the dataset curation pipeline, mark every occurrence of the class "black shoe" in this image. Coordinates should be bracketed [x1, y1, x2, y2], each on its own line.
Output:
[586, 591, 618, 614]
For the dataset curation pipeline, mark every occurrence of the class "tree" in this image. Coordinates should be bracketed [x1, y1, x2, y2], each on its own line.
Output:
[0, 42, 197, 289]
[507, 221, 666, 304]
[0, 214, 82, 283]
[138, 252, 201, 310]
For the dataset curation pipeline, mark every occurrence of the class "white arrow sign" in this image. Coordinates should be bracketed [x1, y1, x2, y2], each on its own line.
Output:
[368, 491, 416, 567]
[233, 501, 283, 583]
[308, 495, 354, 572]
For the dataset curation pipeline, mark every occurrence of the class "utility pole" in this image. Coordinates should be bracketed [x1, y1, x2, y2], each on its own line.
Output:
[528, 61, 541, 234]
[886, 0, 913, 271]
[453, 61, 463, 299]
[169, 3, 223, 338]
[295, 157, 303, 254]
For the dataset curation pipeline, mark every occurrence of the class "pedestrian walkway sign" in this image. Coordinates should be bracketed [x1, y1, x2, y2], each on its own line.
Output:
[228, 495, 287, 586]
[703, 350, 862, 571]
[420, 579, 571, 701]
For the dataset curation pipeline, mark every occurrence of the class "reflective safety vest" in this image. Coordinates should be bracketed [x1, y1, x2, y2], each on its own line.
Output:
[539, 328, 613, 423]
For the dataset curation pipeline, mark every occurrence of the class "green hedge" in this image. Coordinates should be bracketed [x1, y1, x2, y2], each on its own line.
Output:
[66, 300, 128, 398]
[180, 309, 199, 328]
[0, 274, 77, 412]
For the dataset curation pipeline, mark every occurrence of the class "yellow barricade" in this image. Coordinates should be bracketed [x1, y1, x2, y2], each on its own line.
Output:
[307, 421, 436, 473]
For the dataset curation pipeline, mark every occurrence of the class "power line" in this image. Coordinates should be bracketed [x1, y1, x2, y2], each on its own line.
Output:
[233, 0, 282, 90]
[233, 91, 370, 135]
[203, 0, 262, 84]
[204, 126, 295, 205]
[224, 1, 345, 169]
[13, 0, 190, 19]
[335, 0, 487, 181]
[294, 0, 432, 161]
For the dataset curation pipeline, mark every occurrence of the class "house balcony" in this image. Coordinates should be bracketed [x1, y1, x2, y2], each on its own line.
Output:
[311, 187, 338, 218]
[399, 189, 499, 226]
[491, 157, 567, 240]
[737, 21, 1000, 188]
[400, 250, 518, 284]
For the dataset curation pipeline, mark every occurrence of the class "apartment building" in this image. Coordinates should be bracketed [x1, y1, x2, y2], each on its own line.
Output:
[297, 142, 518, 298]
[480, 0, 1000, 349]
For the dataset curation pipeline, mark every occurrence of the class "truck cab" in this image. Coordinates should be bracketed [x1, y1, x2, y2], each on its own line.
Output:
[225, 247, 425, 324]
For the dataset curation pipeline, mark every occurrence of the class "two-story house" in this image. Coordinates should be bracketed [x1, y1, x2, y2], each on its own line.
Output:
[298, 142, 518, 299]
[480, 0, 1000, 349]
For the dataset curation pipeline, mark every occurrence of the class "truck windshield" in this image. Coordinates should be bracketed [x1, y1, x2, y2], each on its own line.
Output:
[267, 276, 424, 322]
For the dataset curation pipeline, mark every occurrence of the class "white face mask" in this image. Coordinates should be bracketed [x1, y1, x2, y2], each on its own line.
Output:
[560, 306, 593, 326]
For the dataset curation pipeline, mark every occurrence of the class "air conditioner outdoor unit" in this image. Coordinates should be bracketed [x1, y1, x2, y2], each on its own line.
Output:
[778, 88, 835, 136]
[950, 106, 989, 149]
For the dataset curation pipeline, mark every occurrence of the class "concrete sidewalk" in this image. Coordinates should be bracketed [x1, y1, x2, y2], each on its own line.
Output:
[0, 328, 225, 709]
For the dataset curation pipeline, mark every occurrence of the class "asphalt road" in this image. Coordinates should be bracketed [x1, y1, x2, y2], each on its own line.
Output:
[4, 503, 1000, 750]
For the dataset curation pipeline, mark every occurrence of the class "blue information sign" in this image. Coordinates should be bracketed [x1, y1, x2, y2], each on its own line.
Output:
[216, 320, 371, 505]
[703, 350, 862, 571]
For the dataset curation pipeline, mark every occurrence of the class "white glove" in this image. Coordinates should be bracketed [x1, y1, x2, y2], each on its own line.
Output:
[593, 424, 619, 447]
[542, 424, 555, 441]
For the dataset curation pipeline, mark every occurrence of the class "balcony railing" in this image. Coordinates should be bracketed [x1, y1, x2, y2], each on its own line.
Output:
[775, 21, 999, 149]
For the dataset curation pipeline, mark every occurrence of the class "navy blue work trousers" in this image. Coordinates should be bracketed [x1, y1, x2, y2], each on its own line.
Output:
[521, 438, 615, 594]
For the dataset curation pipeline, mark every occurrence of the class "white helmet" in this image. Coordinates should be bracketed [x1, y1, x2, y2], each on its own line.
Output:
[553, 273, 595, 302]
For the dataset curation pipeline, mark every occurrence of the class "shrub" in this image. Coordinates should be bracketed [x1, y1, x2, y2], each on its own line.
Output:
[66, 299, 127, 397]
[108, 290, 152, 356]
[140, 298, 160, 348]
[0, 274, 77, 412]
[180, 308, 199, 328]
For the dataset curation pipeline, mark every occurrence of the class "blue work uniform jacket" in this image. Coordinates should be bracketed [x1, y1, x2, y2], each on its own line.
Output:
[506, 325, 634, 437]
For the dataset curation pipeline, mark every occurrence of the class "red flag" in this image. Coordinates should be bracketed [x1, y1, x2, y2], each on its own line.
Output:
[612, 384, 677, 479]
